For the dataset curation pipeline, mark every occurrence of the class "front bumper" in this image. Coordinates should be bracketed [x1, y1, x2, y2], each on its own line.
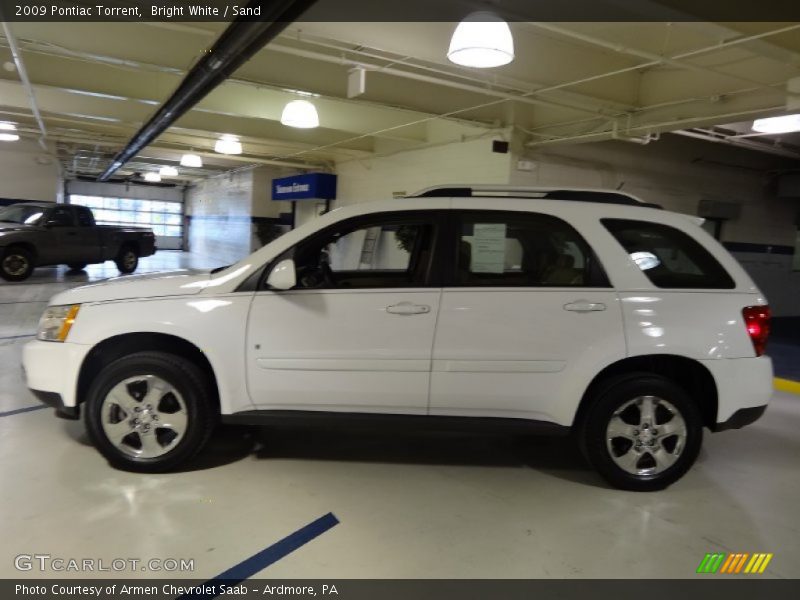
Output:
[29, 388, 80, 420]
[22, 339, 91, 413]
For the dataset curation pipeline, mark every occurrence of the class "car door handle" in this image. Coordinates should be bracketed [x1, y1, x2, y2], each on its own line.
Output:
[386, 302, 431, 315]
[563, 300, 606, 312]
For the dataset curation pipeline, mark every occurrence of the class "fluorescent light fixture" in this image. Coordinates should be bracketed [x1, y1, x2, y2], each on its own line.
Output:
[0, 122, 16, 131]
[0, 133, 19, 142]
[180, 153, 203, 168]
[752, 114, 800, 134]
[159, 165, 179, 177]
[447, 11, 514, 68]
[214, 134, 242, 155]
[143, 172, 161, 182]
[280, 100, 319, 129]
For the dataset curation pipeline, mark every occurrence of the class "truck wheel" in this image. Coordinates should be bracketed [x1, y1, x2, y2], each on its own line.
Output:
[579, 373, 702, 491]
[67, 263, 87, 272]
[84, 351, 216, 472]
[1, 246, 35, 281]
[115, 246, 139, 274]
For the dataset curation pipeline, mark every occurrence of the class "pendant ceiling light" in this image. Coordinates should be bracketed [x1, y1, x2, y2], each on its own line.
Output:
[215, 134, 243, 155]
[447, 11, 514, 68]
[752, 114, 800, 134]
[143, 172, 161, 182]
[159, 165, 179, 177]
[180, 153, 203, 168]
[281, 100, 319, 129]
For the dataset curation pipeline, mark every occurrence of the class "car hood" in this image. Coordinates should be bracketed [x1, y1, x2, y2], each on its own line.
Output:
[0, 222, 37, 233]
[48, 270, 212, 305]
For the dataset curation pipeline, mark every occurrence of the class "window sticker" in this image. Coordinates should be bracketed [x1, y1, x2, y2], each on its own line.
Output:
[471, 223, 507, 273]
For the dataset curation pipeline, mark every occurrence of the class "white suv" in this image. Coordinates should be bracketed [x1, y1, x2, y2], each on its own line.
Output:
[23, 186, 773, 491]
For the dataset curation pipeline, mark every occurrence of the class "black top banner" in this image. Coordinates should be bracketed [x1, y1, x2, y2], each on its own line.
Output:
[1, 0, 800, 22]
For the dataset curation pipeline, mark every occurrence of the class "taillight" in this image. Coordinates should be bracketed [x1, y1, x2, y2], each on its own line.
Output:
[742, 305, 770, 356]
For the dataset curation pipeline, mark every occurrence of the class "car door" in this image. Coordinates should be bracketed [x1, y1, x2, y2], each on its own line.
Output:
[429, 209, 626, 426]
[245, 210, 444, 414]
[39, 206, 83, 264]
[73, 206, 103, 263]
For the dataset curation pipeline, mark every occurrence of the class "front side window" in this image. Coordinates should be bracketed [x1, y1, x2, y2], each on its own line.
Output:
[286, 214, 437, 289]
[602, 219, 735, 289]
[47, 207, 74, 227]
[454, 211, 608, 287]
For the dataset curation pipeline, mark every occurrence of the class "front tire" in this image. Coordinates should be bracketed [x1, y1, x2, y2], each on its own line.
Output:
[84, 352, 216, 472]
[579, 374, 702, 491]
[115, 245, 139, 274]
[1, 246, 35, 281]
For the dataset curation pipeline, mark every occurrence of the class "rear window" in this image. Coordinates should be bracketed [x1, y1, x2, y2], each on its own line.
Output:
[602, 219, 735, 289]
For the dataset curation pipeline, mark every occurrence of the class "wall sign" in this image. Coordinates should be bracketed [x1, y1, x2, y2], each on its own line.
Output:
[271, 173, 337, 201]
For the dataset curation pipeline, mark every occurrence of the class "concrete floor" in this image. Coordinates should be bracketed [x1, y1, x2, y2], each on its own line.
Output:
[1, 252, 798, 580]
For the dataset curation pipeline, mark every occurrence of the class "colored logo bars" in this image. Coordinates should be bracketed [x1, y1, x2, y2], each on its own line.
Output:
[697, 552, 773, 574]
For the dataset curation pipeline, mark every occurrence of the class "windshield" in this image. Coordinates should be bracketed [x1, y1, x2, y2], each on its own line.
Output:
[0, 205, 45, 225]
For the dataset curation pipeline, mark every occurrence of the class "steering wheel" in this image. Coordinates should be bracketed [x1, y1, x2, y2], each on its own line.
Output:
[297, 251, 336, 289]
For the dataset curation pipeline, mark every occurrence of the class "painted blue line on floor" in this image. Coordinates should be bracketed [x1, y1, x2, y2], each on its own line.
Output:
[0, 333, 36, 341]
[178, 512, 339, 600]
[0, 405, 47, 418]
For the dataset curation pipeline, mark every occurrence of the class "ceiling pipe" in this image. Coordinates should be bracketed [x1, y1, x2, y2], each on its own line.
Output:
[1, 21, 48, 150]
[98, 0, 318, 181]
[673, 129, 800, 160]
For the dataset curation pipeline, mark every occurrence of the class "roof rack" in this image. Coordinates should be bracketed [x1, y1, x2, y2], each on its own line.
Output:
[407, 185, 662, 209]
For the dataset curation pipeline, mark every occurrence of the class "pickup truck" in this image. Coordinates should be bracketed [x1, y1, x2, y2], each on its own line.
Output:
[0, 202, 156, 281]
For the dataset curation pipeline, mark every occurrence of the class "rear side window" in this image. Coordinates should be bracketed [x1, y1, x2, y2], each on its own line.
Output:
[76, 206, 95, 227]
[454, 211, 609, 287]
[602, 219, 735, 289]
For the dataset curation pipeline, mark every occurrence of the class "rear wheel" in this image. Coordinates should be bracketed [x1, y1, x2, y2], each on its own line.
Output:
[115, 245, 139, 274]
[84, 352, 216, 472]
[579, 374, 702, 491]
[0, 246, 34, 281]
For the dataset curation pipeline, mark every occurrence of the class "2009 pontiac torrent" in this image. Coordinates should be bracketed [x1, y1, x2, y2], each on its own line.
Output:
[23, 186, 773, 491]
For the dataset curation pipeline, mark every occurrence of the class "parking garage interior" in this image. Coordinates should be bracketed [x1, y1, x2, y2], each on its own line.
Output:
[1, 1, 800, 590]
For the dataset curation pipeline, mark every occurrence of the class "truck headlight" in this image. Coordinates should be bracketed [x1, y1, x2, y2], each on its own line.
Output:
[36, 304, 81, 342]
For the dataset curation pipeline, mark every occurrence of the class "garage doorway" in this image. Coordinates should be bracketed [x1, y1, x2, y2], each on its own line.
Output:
[68, 195, 184, 250]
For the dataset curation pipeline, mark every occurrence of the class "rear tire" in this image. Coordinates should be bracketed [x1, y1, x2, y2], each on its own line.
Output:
[0, 246, 35, 281]
[579, 373, 702, 491]
[115, 245, 139, 274]
[84, 351, 216, 472]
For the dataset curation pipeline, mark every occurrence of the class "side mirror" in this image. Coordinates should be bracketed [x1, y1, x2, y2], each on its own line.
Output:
[266, 258, 296, 290]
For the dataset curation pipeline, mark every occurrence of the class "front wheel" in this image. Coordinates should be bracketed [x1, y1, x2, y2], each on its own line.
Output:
[1, 246, 35, 281]
[115, 246, 139, 274]
[84, 352, 216, 472]
[579, 374, 702, 491]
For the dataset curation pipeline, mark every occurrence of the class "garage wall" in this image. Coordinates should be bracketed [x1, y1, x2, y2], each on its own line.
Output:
[335, 135, 512, 206]
[511, 134, 800, 316]
[186, 165, 291, 265]
[0, 139, 60, 203]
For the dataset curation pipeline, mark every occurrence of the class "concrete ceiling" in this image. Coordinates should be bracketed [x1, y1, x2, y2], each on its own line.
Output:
[1, 19, 799, 184]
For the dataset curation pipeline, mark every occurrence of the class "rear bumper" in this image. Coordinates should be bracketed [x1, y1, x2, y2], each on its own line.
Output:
[713, 404, 767, 432]
[701, 356, 773, 426]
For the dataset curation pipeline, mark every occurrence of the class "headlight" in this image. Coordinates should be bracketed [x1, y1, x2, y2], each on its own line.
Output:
[36, 304, 81, 342]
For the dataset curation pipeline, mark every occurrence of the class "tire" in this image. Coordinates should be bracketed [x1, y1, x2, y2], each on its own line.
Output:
[84, 351, 216, 472]
[67, 263, 87, 272]
[115, 245, 139, 274]
[578, 373, 703, 491]
[0, 246, 35, 281]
